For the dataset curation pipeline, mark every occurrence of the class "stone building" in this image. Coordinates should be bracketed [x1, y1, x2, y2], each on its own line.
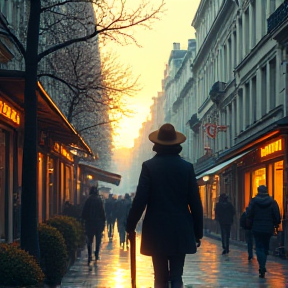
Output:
[190, 0, 288, 251]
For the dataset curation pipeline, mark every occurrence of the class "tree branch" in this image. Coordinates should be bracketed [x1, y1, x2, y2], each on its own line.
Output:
[0, 16, 26, 59]
[78, 119, 120, 133]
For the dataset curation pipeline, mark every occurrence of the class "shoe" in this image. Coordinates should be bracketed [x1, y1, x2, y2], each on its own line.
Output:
[222, 249, 227, 255]
[259, 268, 266, 278]
[87, 256, 92, 265]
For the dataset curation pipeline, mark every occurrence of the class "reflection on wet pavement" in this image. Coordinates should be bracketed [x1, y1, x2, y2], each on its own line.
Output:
[61, 230, 288, 288]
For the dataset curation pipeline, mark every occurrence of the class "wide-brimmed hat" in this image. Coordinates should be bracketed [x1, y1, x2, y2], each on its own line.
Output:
[149, 123, 186, 145]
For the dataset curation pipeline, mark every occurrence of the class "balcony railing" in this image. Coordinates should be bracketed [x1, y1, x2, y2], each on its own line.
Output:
[267, 0, 288, 33]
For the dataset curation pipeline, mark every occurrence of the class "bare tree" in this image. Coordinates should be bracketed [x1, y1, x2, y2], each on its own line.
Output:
[0, 0, 165, 259]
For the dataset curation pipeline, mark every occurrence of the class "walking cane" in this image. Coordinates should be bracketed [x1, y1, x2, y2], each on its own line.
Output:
[128, 231, 136, 288]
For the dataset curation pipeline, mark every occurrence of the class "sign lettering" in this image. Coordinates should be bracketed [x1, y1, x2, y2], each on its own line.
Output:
[0, 99, 20, 126]
[260, 139, 282, 158]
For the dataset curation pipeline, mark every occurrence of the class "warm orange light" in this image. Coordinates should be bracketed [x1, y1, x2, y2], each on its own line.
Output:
[260, 139, 282, 158]
[0, 99, 20, 126]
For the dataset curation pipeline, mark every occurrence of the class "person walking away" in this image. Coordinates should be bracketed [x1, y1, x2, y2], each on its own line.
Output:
[116, 195, 130, 248]
[215, 193, 235, 255]
[246, 185, 281, 278]
[124, 193, 132, 247]
[126, 123, 203, 288]
[105, 194, 116, 239]
[240, 207, 254, 260]
[81, 185, 106, 265]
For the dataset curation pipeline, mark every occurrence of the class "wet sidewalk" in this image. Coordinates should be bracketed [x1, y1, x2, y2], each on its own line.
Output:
[61, 231, 288, 288]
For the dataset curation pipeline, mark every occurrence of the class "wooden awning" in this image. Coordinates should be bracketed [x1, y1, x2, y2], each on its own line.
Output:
[79, 162, 121, 186]
[0, 70, 92, 155]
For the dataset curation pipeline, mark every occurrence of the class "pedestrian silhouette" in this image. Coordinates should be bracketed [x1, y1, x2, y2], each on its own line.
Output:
[126, 123, 203, 288]
[215, 193, 235, 255]
[105, 193, 116, 240]
[240, 206, 254, 260]
[116, 194, 131, 248]
[81, 185, 106, 265]
[246, 185, 281, 278]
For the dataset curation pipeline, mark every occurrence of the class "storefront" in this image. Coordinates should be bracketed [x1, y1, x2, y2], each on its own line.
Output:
[240, 138, 284, 228]
[78, 162, 121, 204]
[0, 70, 93, 241]
[0, 95, 22, 242]
[197, 131, 288, 251]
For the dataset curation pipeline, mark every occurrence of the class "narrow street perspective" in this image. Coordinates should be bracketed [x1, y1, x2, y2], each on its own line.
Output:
[61, 231, 288, 288]
[1, 1, 288, 288]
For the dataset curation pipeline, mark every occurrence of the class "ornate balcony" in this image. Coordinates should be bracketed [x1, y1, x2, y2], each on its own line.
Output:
[267, 1, 288, 34]
[187, 113, 201, 133]
[209, 81, 226, 104]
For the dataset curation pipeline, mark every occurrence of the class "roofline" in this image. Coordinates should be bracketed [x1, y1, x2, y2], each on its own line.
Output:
[37, 82, 93, 155]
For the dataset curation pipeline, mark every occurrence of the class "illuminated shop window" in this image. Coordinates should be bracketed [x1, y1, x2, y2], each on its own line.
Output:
[274, 161, 283, 230]
[199, 185, 207, 217]
[252, 167, 266, 198]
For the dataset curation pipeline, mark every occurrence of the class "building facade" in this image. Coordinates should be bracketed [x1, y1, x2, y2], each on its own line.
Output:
[189, 0, 288, 251]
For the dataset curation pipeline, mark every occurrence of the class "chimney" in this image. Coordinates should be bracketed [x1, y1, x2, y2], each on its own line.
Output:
[173, 42, 180, 50]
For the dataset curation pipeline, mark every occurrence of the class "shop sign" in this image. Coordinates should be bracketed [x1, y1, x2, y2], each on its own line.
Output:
[260, 139, 282, 158]
[54, 142, 60, 153]
[0, 99, 20, 126]
[53, 141, 73, 161]
[61, 146, 73, 162]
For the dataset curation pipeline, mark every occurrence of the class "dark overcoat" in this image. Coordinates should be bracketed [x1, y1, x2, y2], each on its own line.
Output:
[126, 154, 203, 256]
[81, 194, 106, 235]
[247, 193, 281, 235]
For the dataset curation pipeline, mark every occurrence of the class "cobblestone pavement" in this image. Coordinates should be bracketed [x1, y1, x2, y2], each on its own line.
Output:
[61, 230, 288, 288]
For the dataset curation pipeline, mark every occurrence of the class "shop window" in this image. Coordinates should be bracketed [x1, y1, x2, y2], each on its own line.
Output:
[38, 153, 43, 223]
[199, 185, 207, 217]
[65, 166, 72, 204]
[274, 161, 283, 230]
[0, 130, 7, 240]
[252, 167, 266, 197]
[244, 172, 250, 208]
[47, 157, 54, 218]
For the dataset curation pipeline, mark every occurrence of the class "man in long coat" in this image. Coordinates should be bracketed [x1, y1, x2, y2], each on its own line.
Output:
[126, 123, 203, 288]
[215, 193, 235, 255]
[81, 185, 106, 265]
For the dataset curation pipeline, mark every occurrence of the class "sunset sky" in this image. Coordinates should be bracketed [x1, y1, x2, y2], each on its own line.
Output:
[108, 0, 201, 149]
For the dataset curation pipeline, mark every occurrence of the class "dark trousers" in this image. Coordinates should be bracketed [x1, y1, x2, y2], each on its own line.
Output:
[151, 254, 185, 288]
[245, 229, 253, 258]
[253, 232, 271, 270]
[107, 221, 115, 238]
[86, 231, 102, 260]
[220, 224, 231, 252]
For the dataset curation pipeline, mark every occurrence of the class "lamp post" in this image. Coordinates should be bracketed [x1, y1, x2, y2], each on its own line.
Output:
[203, 175, 209, 230]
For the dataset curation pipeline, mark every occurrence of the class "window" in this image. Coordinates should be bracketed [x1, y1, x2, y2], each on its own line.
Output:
[0, 130, 7, 241]
[261, 66, 267, 117]
[252, 76, 257, 123]
[270, 58, 276, 109]
[252, 167, 266, 198]
[274, 161, 283, 230]
[245, 82, 250, 127]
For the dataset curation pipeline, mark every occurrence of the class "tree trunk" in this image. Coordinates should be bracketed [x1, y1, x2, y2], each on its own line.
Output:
[21, 0, 41, 260]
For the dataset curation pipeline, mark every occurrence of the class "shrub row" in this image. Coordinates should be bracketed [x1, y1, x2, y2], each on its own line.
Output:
[0, 215, 86, 287]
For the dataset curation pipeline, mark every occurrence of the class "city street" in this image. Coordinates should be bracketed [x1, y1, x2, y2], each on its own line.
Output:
[61, 231, 288, 288]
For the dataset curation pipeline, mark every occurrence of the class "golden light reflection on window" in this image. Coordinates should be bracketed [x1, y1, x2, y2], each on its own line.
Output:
[274, 160, 283, 230]
[252, 167, 266, 198]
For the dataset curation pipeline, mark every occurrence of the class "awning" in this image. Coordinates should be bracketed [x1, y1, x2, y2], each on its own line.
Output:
[0, 70, 92, 155]
[196, 150, 250, 180]
[79, 163, 121, 186]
